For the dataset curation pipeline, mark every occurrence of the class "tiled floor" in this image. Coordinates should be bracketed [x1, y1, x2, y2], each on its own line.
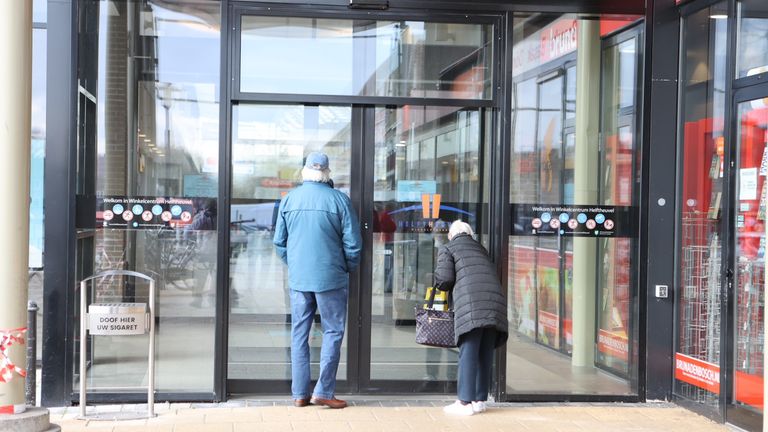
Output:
[50, 399, 730, 432]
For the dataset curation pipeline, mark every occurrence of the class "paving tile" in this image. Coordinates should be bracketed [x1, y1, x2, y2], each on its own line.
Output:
[172, 424, 233, 432]
[113, 426, 174, 432]
[290, 420, 352, 431]
[348, 420, 411, 432]
[47, 402, 735, 432]
[234, 422, 292, 432]
[317, 408, 377, 421]
[205, 411, 262, 423]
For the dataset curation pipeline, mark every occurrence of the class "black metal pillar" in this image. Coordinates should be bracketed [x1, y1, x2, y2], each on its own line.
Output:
[640, 0, 680, 401]
[42, 0, 76, 407]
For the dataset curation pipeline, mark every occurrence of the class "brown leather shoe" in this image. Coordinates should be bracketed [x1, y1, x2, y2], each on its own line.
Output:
[310, 397, 347, 409]
[293, 398, 311, 407]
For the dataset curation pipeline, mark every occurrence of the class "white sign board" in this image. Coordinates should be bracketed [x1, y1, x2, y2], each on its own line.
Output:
[88, 303, 148, 336]
[396, 180, 436, 202]
[740, 168, 758, 200]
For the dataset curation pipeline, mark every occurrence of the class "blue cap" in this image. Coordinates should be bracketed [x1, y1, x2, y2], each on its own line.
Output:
[304, 152, 329, 171]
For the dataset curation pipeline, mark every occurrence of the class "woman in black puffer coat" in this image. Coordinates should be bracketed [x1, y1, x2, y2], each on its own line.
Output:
[434, 220, 508, 416]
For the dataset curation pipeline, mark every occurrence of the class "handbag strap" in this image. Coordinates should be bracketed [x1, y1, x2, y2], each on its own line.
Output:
[426, 287, 452, 310]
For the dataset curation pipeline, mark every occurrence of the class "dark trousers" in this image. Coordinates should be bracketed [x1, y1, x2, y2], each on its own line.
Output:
[457, 327, 496, 403]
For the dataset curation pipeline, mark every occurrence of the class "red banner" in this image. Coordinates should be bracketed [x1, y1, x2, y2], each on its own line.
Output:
[735, 371, 764, 410]
[540, 19, 578, 64]
[597, 329, 629, 362]
[675, 352, 720, 394]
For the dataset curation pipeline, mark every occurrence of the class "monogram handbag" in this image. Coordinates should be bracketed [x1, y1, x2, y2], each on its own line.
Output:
[414, 287, 456, 348]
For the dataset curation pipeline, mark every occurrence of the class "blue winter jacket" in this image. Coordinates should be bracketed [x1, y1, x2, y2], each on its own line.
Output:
[273, 181, 363, 292]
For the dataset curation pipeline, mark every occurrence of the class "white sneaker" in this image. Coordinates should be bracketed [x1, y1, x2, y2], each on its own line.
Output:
[471, 401, 487, 413]
[443, 400, 474, 416]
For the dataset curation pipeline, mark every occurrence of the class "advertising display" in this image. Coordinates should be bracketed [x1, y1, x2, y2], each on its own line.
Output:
[511, 203, 635, 238]
[675, 352, 720, 394]
[97, 196, 214, 230]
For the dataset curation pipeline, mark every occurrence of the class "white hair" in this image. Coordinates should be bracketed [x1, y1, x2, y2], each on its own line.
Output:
[448, 220, 474, 241]
[301, 167, 331, 183]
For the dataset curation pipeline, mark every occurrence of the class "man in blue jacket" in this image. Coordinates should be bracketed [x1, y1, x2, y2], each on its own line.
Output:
[273, 152, 362, 409]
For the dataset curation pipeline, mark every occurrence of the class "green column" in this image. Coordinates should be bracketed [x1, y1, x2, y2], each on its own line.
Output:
[0, 0, 32, 414]
[571, 19, 600, 368]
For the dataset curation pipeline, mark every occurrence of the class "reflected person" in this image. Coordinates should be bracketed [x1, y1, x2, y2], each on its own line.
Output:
[185, 199, 217, 308]
[273, 152, 362, 409]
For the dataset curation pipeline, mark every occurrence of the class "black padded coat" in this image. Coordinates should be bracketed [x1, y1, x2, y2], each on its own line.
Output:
[433, 234, 509, 347]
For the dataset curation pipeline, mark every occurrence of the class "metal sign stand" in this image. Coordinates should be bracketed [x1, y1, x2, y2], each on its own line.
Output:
[78, 270, 156, 420]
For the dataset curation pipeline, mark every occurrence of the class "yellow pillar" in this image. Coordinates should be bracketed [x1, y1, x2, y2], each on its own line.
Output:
[571, 19, 600, 368]
[0, 0, 32, 414]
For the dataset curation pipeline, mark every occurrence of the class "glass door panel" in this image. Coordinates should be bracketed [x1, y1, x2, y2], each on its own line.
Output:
[674, 2, 727, 412]
[369, 106, 485, 382]
[731, 97, 768, 427]
[535, 76, 564, 352]
[227, 104, 352, 382]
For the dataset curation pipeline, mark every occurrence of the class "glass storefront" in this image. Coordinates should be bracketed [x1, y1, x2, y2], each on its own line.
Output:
[75, 0, 221, 393]
[507, 14, 642, 395]
[228, 104, 352, 381]
[239, 16, 493, 99]
[675, 1, 768, 430]
[675, 1, 727, 411]
[54, 0, 645, 404]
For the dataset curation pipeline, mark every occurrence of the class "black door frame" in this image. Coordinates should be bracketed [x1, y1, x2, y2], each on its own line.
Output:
[222, 3, 500, 396]
[42, 0, 653, 407]
[722, 81, 768, 432]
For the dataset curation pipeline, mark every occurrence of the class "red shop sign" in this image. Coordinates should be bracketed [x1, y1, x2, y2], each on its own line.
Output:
[597, 329, 629, 362]
[674, 352, 720, 394]
[540, 19, 578, 63]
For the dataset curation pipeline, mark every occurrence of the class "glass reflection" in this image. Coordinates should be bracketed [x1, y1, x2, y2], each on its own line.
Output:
[240, 16, 492, 99]
[675, 3, 727, 409]
[738, 0, 768, 78]
[227, 104, 352, 380]
[733, 100, 768, 417]
[507, 14, 640, 395]
[75, 0, 221, 393]
[370, 106, 485, 381]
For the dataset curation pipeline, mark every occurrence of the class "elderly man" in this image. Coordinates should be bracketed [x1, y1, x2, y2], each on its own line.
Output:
[273, 152, 362, 409]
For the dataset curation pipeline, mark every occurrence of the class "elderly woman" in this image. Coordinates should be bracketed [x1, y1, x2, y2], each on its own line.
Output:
[434, 220, 508, 416]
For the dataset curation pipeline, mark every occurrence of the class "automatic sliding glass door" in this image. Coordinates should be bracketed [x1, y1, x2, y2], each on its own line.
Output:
[365, 106, 489, 390]
[227, 104, 354, 391]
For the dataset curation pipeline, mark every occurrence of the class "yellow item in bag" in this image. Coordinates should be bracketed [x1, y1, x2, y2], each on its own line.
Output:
[423, 287, 448, 311]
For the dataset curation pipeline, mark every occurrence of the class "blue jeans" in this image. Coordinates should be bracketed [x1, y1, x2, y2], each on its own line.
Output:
[457, 327, 496, 403]
[289, 287, 347, 400]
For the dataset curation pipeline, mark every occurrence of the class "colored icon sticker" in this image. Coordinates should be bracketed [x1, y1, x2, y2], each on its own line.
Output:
[132, 204, 144, 215]
[532, 218, 542, 229]
[112, 204, 124, 214]
[604, 219, 615, 230]
[577, 213, 587, 224]
[595, 213, 606, 224]
[567, 219, 578, 229]
[152, 205, 163, 215]
[161, 211, 173, 222]
[103, 210, 114, 221]
[122, 210, 134, 221]
[540, 212, 552, 223]
[549, 219, 560, 229]
[142, 211, 153, 222]
[171, 205, 183, 216]
[180, 211, 192, 222]
[586, 219, 596, 230]
[559, 213, 569, 223]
